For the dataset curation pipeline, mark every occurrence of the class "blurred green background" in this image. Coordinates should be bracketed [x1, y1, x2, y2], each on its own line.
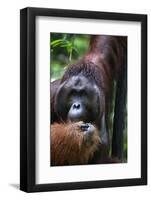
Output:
[50, 33, 127, 162]
[50, 33, 90, 81]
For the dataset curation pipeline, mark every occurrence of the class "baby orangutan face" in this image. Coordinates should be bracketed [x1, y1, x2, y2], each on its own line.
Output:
[51, 121, 101, 166]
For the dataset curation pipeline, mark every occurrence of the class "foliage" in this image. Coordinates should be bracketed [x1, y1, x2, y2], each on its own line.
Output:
[50, 33, 90, 81]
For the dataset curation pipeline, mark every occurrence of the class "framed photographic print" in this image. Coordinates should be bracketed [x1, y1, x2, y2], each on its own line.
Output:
[20, 7, 147, 192]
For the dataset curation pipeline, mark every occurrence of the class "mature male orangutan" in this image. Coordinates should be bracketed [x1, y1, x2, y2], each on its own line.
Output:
[50, 35, 127, 166]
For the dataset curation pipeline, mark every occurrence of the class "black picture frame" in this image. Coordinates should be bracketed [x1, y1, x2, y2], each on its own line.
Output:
[20, 7, 147, 192]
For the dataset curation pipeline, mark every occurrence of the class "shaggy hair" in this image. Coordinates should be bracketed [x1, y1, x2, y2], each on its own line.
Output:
[51, 121, 101, 166]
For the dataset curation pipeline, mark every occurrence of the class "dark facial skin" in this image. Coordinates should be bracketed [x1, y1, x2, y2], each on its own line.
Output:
[54, 75, 104, 125]
[80, 123, 96, 145]
[80, 122, 95, 135]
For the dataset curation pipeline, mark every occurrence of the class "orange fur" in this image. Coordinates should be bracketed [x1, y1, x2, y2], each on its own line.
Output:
[51, 122, 101, 166]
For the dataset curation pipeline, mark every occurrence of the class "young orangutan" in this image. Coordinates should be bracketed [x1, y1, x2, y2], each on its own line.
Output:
[51, 121, 101, 166]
